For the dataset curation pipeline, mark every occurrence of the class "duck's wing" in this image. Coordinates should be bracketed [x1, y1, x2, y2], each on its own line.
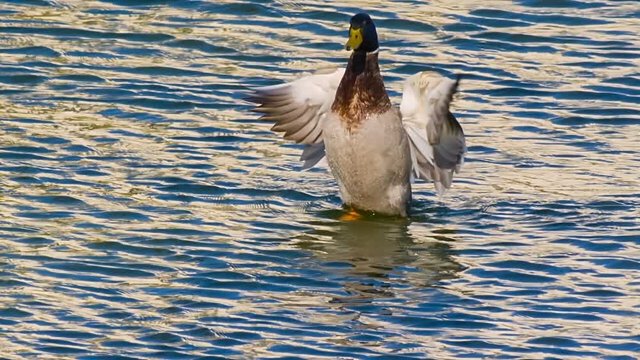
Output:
[248, 68, 345, 169]
[400, 71, 466, 194]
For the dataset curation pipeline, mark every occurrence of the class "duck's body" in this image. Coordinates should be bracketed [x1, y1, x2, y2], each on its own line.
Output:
[249, 13, 466, 217]
[324, 107, 412, 216]
[324, 50, 412, 216]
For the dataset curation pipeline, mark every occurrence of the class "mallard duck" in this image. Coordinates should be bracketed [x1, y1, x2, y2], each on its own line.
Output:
[249, 13, 465, 217]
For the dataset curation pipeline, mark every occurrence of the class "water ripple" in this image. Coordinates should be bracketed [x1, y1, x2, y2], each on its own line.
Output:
[0, 0, 638, 359]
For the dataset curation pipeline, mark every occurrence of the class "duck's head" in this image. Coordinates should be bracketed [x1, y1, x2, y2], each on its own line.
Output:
[345, 13, 379, 53]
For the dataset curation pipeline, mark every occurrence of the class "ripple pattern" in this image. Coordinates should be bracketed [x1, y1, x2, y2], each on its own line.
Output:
[0, 0, 639, 359]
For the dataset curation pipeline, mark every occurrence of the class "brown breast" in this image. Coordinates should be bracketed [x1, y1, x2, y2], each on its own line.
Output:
[331, 51, 392, 131]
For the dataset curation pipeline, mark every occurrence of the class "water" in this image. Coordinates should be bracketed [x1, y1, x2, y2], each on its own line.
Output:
[0, 0, 638, 358]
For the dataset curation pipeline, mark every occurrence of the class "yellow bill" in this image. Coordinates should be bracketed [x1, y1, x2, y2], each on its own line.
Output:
[345, 27, 363, 51]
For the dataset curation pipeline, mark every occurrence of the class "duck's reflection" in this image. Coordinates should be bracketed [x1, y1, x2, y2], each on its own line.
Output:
[295, 214, 464, 305]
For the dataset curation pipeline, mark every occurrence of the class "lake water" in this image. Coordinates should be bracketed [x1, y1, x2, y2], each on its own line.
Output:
[0, 0, 639, 358]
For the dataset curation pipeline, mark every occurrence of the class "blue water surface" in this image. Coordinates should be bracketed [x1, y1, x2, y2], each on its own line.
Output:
[0, 0, 639, 358]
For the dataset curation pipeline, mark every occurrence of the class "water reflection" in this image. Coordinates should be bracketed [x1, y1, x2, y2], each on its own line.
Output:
[296, 215, 463, 304]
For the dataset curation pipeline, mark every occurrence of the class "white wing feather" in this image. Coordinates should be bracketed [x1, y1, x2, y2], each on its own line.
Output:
[249, 68, 344, 169]
[400, 71, 466, 194]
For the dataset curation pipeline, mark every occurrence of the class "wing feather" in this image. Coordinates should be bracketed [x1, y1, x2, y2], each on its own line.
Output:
[248, 68, 344, 169]
[400, 72, 466, 194]
[300, 142, 326, 170]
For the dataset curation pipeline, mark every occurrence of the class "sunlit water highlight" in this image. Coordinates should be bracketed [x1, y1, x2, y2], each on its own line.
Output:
[0, 0, 639, 358]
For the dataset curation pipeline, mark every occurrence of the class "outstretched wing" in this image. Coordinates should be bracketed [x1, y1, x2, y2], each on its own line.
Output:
[248, 68, 344, 169]
[400, 71, 466, 194]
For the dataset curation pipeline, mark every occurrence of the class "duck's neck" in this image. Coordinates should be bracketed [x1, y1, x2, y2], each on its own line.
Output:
[332, 50, 391, 130]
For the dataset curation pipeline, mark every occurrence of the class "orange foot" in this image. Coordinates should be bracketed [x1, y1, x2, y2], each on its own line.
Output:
[339, 208, 362, 221]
